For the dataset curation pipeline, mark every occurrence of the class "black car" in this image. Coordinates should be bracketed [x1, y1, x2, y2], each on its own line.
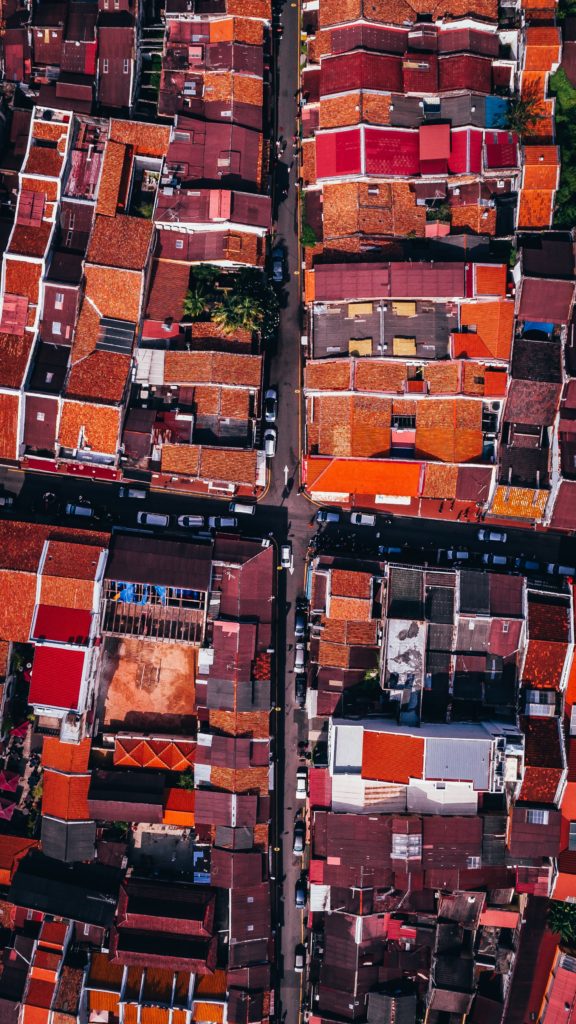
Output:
[293, 819, 306, 854]
[295, 876, 307, 908]
[295, 673, 306, 708]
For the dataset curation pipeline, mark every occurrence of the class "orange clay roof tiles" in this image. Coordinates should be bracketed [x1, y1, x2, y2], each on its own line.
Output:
[24, 148, 64, 177]
[160, 444, 201, 476]
[42, 540, 103, 581]
[96, 141, 127, 217]
[110, 120, 170, 158]
[84, 265, 142, 323]
[42, 738, 91, 773]
[200, 447, 258, 485]
[87, 216, 153, 272]
[306, 456, 422, 497]
[8, 222, 52, 259]
[192, 1004, 224, 1024]
[0, 333, 34, 389]
[518, 190, 554, 228]
[329, 596, 372, 620]
[491, 485, 548, 519]
[305, 360, 351, 391]
[58, 400, 121, 456]
[66, 351, 130, 404]
[0, 392, 19, 461]
[41, 770, 91, 821]
[0, 570, 36, 642]
[455, 300, 515, 361]
[195, 973, 227, 998]
[4, 259, 41, 305]
[423, 363, 460, 394]
[451, 205, 496, 235]
[220, 388, 250, 420]
[422, 462, 459, 498]
[226, 0, 270, 18]
[361, 730, 424, 783]
[475, 265, 507, 297]
[524, 27, 561, 70]
[39, 574, 95, 611]
[69, 300, 100, 363]
[355, 360, 406, 394]
[164, 352, 262, 388]
[87, 953, 124, 992]
[319, 0, 497, 26]
[88, 993, 118, 1014]
[331, 568, 372, 599]
[301, 139, 316, 186]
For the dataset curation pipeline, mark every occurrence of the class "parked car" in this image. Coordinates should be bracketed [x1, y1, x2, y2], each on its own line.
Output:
[295, 876, 307, 908]
[316, 508, 341, 524]
[65, 503, 94, 518]
[229, 501, 256, 515]
[294, 609, 307, 639]
[478, 528, 507, 543]
[177, 515, 205, 528]
[0, 495, 14, 507]
[547, 563, 576, 576]
[281, 542, 292, 568]
[350, 512, 376, 526]
[295, 673, 306, 708]
[514, 557, 541, 572]
[264, 388, 278, 423]
[294, 943, 306, 973]
[482, 553, 508, 567]
[271, 245, 284, 284]
[207, 516, 238, 529]
[293, 819, 306, 854]
[378, 545, 402, 557]
[118, 487, 147, 499]
[296, 766, 307, 800]
[137, 511, 169, 528]
[264, 427, 277, 458]
[294, 642, 305, 671]
[445, 548, 469, 561]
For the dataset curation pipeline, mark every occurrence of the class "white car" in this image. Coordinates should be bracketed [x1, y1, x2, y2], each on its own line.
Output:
[294, 643, 305, 671]
[296, 767, 307, 800]
[350, 512, 376, 526]
[137, 511, 169, 528]
[264, 428, 277, 458]
[177, 515, 205, 528]
[281, 542, 292, 568]
[478, 528, 507, 543]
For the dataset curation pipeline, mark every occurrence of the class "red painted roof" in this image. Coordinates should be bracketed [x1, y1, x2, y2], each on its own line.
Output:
[365, 128, 420, 176]
[419, 123, 451, 161]
[320, 51, 402, 95]
[485, 130, 518, 168]
[449, 128, 483, 173]
[309, 768, 332, 810]
[32, 604, 92, 645]
[316, 129, 362, 178]
[542, 954, 576, 1024]
[29, 646, 85, 710]
[438, 53, 492, 92]
[402, 52, 438, 93]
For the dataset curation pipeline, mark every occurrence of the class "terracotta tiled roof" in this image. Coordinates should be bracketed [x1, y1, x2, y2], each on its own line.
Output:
[8, 222, 52, 259]
[475, 265, 507, 297]
[67, 351, 130, 404]
[58, 400, 121, 456]
[24, 148, 63, 177]
[114, 737, 196, 771]
[331, 568, 372, 599]
[192, 1004, 224, 1024]
[160, 445, 201, 476]
[0, 837, 38, 886]
[164, 352, 262, 388]
[200, 447, 258, 485]
[518, 189, 554, 228]
[491, 485, 548, 519]
[208, 709, 269, 738]
[84, 265, 142, 322]
[322, 181, 423, 239]
[0, 333, 34, 389]
[422, 462, 458, 498]
[88, 992, 119, 1014]
[96, 141, 126, 217]
[227, 0, 270, 18]
[319, 0, 496, 26]
[194, 973, 227, 998]
[0, 569, 36, 642]
[524, 26, 561, 70]
[4, 259, 41, 304]
[42, 540, 104, 581]
[361, 730, 424, 783]
[355, 360, 406, 394]
[87, 215, 153, 272]
[455, 300, 514, 361]
[42, 770, 91, 821]
[519, 765, 562, 803]
[110, 120, 171, 158]
[305, 360, 351, 391]
[42, 738, 91, 773]
[523, 639, 567, 689]
[451, 205, 496, 235]
[329, 596, 372, 620]
[424, 363, 460, 394]
[301, 139, 316, 185]
[38, 576, 94, 611]
[306, 456, 422, 498]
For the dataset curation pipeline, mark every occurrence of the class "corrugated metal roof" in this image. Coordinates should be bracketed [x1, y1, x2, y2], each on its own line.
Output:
[425, 736, 491, 790]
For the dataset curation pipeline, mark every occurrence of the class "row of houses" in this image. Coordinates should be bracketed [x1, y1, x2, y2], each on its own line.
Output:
[300, 552, 576, 1022]
[298, 0, 576, 529]
[0, 518, 276, 1024]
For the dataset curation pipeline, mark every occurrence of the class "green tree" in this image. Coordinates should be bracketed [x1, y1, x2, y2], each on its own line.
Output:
[178, 769, 195, 790]
[192, 264, 221, 287]
[182, 282, 210, 321]
[548, 901, 576, 944]
[505, 90, 542, 137]
[213, 293, 264, 335]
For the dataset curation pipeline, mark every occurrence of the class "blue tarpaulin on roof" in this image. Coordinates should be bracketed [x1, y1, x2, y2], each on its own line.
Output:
[485, 95, 508, 128]
[524, 321, 554, 334]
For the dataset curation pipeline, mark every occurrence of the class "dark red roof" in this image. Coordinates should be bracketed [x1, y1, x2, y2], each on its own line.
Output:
[32, 605, 92, 645]
[29, 646, 85, 710]
[402, 52, 438, 92]
[509, 806, 561, 858]
[485, 130, 518, 169]
[309, 767, 332, 810]
[438, 27, 499, 55]
[320, 51, 402, 95]
[330, 24, 408, 54]
[519, 278, 575, 324]
[438, 53, 492, 92]
[365, 127, 420, 175]
[422, 816, 482, 867]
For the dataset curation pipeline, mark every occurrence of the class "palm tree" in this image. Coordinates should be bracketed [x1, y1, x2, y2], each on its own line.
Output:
[192, 264, 221, 288]
[182, 282, 209, 321]
[213, 294, 264, 335]
[548, 901, 576, 944]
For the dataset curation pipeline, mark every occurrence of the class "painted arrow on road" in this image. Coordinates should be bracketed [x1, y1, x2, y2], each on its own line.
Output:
[284, 464, 289, 485]
[289, 565, 295, 575]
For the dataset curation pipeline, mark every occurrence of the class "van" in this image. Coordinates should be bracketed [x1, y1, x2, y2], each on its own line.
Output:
[119, 486, 147, 500]
[65, 503, 94, 518]
[137, 511, 169, 528]
[229, 501, 256, 516]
